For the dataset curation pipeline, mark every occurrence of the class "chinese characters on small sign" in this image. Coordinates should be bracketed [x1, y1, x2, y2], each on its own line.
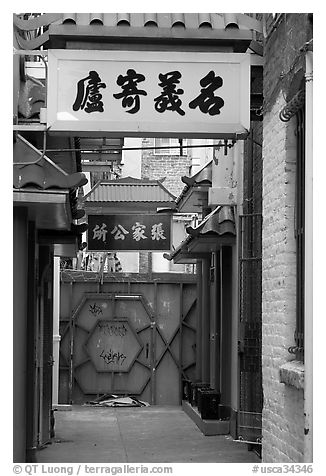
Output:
[72, 69, 224, 117]
[87, 214, 171, 251]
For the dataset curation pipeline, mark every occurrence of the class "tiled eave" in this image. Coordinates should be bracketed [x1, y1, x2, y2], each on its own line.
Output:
[13, 13, 262, 51]
[163, 235, 208, 264]
[83, 177, 177, 211]
[164, 205, 236, 262]
[186, 205, 235, 237]
[47, 25, 253, 52]
[175, 185, 210, 213]
[187, 234, 235, 253]
[176, 160, 212, 212]
[13, 134, 88, 232]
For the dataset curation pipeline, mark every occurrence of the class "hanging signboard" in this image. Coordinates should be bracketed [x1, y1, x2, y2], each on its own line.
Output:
[87, 214, 172, 251]
[47, 50, 250, 138]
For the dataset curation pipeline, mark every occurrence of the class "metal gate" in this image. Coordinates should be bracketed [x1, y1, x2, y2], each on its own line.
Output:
[58, 272, 197, 405]
[237, 123, 263, 450]
[238, 213, 263, 446]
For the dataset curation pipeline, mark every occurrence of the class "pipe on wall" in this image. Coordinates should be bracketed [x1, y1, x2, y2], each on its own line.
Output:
[195, 259, 202, 381]
[304, 49, 313, 463]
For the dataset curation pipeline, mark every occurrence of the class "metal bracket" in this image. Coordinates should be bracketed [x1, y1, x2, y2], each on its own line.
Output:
[213, 139, 236, 163]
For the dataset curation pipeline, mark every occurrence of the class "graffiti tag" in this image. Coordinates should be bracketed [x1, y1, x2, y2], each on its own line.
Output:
[100, 348, 127, 366]
[98, 322, 128, 337]
[89, 303, 103, 316]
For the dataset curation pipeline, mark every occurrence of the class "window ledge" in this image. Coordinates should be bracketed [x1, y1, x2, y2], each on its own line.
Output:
[279, 360, 304, 389]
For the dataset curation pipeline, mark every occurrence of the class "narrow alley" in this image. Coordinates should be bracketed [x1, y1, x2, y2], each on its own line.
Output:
[36, 406, 260, 464]
[13, 12, 313, 466]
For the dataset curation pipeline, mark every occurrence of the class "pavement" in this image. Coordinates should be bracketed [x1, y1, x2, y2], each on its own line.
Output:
[35, 405, 260, 463]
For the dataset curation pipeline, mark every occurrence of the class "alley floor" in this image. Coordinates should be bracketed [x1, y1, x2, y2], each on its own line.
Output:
[35, 405, 260, 463]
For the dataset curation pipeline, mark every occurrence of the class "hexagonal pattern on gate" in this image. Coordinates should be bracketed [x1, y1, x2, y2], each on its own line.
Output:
[85, 318, 143, 373]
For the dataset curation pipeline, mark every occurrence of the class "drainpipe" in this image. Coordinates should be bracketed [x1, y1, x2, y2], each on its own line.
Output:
[304, 49, 313, 463]
[52, 256, 61, 406]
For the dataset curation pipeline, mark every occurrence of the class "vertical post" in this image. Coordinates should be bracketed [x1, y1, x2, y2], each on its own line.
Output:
[151, 282, 158, 405]
[111, 295, 116, 394]
[209, 252, 217, 390]
[37, 248, 46, 447]
[52, 257, 61, 406]
[179, 283, 184, 403]
[68, 281, 74, 404]
[26, 221, 37, 458]
[201, 257, 210, 383]
[304, 50, 313, 463]
[148, 252, 153, 280]
[195, 260, 202, 382]
[219, 249, 224, 394]
[13, 207, 28, 462]
[215, 250, 222, 393]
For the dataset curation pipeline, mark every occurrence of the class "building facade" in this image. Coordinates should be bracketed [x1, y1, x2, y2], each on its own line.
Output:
[261, 13, 313, 462]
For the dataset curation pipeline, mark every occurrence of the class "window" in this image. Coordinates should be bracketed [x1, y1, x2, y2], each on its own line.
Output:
[279, 80, 306, 362]
[154, 138, 183, 155]
[294, 107, 305, 361]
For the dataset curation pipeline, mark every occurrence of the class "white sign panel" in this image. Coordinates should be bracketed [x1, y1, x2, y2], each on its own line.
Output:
[47, 50, 250, 138]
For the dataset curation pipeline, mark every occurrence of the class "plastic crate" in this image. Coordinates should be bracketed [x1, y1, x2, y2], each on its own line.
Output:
[190, 382, 210, 407]
[198, 389, 220, 420]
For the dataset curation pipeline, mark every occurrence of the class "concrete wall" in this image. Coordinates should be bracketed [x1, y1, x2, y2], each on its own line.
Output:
[121, 138, 142, 178]
[261, 13, 312, 463]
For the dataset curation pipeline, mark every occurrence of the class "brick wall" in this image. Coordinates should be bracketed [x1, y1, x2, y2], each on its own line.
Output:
[261, 13, 311, 463]
[139, 138, 192, 274]
[141, 138, 191, 197]
[262, 96, 304, 462]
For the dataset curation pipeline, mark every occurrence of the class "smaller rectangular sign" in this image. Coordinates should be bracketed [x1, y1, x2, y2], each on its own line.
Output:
[87, 214, 172, 251]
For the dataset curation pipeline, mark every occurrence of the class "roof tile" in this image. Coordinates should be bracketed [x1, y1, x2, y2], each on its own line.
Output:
[84, 178, 176, 205]
[13, 13, 262, 50]
[13, 135, 87, 190]
[186, 205, 235, 236]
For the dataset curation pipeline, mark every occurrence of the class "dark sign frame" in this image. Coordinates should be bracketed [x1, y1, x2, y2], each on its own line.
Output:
[87, 214, 172, 251]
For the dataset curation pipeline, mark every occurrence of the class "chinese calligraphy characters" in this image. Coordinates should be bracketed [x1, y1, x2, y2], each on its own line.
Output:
[154, 71, 185, 116]
[88, 215, 171, 251]
[73, 70, 106, 113]
[93, 221, 167, 243]
[113, 69, 147, 114]
[73, 69, 225, 116]
[189, 71, 224, 115]
[111, 225, 129, 240]
[132, 222, 147, 241]
[151, 223, 166, 241]
[92, 223, 108, 242]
